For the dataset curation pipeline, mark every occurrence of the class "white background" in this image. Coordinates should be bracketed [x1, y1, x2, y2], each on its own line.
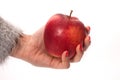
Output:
[0, 0, 120, 80]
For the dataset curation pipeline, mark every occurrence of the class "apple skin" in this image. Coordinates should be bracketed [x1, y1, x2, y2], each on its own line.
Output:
[44, 13, 87, 59]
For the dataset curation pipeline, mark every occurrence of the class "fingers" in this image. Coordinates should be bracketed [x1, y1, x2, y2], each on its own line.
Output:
[84, 36, 91, 51]
[86, 26, 90, 34]
[49, 26, 91, 68]
[84, 26, 91, 51]
[70, 26, 91, 62]
[49, 51, 70, 69]
[70, 44, 83, 62]
[57, 26, 91, 65]
[60, 51, 70, 69]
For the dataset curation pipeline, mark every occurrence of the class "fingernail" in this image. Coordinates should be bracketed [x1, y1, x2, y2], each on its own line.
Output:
[88, 26, 91, 31]
[66, 51, 69, 57]
[80, 44, 83, 51]
[86, 26, 90, 34]
[88, 36, 91, 41]
[88, 36, 91, 44]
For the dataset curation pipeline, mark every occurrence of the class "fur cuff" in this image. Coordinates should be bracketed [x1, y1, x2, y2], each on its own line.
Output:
[0, 17, 22, 63]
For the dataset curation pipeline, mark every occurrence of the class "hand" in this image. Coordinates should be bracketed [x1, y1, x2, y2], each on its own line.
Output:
[11, 26, 91, 69]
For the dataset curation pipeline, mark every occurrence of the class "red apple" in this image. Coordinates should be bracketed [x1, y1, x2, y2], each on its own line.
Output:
[44, 11, 87, 59]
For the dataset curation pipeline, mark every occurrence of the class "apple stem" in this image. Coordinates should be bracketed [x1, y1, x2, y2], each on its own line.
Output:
[69, 10, 73, 19]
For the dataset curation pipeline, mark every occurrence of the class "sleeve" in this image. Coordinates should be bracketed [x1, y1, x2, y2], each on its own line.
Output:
[0, 17, 22, 63]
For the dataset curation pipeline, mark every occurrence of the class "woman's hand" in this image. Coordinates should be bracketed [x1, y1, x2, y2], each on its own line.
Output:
[11, 26, 91, 69]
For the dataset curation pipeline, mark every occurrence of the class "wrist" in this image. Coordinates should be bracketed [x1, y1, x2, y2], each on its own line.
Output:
[10, 34, 31, 60]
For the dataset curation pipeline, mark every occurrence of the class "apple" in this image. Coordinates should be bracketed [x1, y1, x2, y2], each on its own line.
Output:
[44, 10, 87, 59]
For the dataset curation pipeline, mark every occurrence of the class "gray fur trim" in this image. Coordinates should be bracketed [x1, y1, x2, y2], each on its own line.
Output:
[0, 17, 22, 63]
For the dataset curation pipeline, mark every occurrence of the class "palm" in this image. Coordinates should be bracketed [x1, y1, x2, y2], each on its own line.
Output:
[26, 28, 70, 69]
